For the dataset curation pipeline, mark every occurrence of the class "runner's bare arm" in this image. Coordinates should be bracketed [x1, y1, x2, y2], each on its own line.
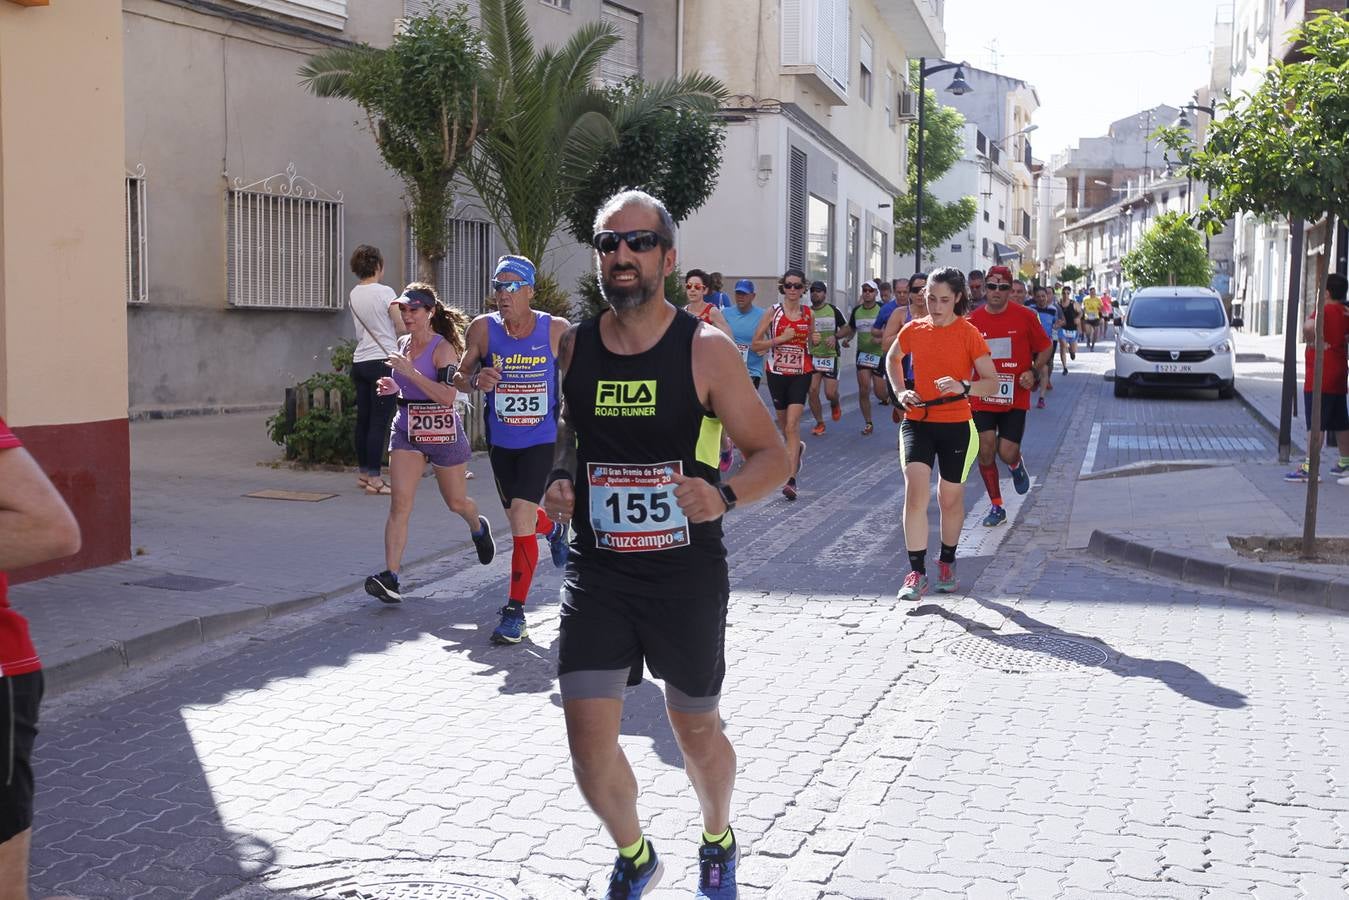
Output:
[549, 314, 572, 355]
[965, 354, 1000, 397]
[542, 326, 579, 523]
[880, 312, 904, 353]
[0, 445, 81, 571]
[749, 312, 774, 354]
[683, 326, 790, 521]
[451, 317, 489, 392]
[708, 307, 734, 340]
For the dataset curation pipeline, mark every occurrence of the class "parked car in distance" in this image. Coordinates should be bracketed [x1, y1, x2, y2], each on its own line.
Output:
[1114, 287, 1242, 399]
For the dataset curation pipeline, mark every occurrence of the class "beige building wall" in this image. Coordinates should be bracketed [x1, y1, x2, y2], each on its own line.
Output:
[0, 0, 132, 577]
[1, 1, 128, 426]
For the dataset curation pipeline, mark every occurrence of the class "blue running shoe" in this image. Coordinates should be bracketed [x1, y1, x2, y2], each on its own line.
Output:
[1331, 461, 1349, 476]
[472, 515, 496, 565]
[490, 604, 527, 645]
[696, 830, 738, 898]
[1010, 461, 1031, 495]
[546, 520, 569, 569]
[981, 505, 1007, 527]
[607, 841, 664, 899]
[1284, 464, 1312, 483]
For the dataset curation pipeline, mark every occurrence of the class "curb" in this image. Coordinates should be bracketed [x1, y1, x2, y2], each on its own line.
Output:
[1087, 530, 1349, 613]
[43, 542, 464, 697]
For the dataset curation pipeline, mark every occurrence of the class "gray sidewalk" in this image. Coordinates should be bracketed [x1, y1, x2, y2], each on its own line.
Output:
[11, 412, 513, 694]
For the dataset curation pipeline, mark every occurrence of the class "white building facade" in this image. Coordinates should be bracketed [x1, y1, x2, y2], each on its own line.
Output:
[678, 0, 946, 309]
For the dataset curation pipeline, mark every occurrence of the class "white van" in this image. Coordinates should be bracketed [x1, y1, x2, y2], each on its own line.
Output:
[1113, 286, 1241, 399]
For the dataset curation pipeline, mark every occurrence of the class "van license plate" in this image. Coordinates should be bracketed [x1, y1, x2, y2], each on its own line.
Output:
[1154, 364, 1192, 373]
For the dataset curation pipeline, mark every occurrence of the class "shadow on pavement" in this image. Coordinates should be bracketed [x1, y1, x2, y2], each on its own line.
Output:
[908, 596, 1248, 709]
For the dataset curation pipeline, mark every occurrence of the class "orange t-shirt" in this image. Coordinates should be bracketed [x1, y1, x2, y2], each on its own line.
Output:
[896, 317, 991, 422]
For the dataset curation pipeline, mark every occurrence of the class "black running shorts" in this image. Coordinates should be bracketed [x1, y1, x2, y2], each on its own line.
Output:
[0, 672, 42, 843]
[1303, 391, 1349, 432]
[972, 408, 1028, 445]
[899, 419, 979, 483]
[558, 583, 728, 713]
[766, 372, 811, 410]
[488, 443, 554, 507]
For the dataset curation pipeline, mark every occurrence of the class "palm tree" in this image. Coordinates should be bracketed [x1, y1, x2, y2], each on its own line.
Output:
[299, 8, 487, 289]
[463, 0, 726, 289]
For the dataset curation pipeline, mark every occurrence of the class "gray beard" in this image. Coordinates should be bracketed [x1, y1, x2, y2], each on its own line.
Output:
[601, 270, 662, 311]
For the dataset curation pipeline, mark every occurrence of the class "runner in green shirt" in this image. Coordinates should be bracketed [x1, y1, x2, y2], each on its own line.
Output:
[807, 280, 849, 435]
[844, 280, 885, 435]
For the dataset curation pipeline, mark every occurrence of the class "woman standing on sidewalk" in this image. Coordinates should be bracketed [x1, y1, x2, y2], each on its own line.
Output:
[890, 267, 999, 602]
[364, 285, 496, 603]
[348, 245, 403, 494]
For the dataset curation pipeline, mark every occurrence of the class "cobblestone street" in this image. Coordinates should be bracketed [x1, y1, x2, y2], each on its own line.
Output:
[26, 354, 1349, 898]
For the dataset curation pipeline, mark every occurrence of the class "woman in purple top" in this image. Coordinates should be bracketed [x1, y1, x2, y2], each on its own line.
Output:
[363, 284, 496, 604]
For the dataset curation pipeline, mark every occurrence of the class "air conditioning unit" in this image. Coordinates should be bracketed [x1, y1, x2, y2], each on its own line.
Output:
[898, 91, 919, 122]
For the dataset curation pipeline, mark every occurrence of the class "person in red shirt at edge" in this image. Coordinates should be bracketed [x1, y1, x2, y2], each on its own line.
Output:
[967, 265, 1053, 527]
[0, 416, 81, 896]
[1287, 272, 1349, 483]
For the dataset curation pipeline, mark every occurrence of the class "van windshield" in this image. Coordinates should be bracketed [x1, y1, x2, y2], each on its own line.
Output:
[1127, 296, 1225, 329]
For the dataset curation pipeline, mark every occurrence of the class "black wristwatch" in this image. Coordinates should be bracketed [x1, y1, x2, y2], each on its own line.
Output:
[717, 481, 737, 513]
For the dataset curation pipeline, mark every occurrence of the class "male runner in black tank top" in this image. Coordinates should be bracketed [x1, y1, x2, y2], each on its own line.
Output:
[542, 190, 788, 898]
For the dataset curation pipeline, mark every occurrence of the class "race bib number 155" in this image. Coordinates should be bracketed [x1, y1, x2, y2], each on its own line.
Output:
[588, 461, 690, 553]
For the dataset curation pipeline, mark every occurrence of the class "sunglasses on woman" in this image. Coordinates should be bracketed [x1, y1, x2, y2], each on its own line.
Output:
[592, 230, 665, 254]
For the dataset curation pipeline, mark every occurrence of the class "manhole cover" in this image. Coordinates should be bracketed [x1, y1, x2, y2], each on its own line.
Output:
[131, 574, 234, 592]
[945, 633, 1109, 674]
[330, 883, 513, 900]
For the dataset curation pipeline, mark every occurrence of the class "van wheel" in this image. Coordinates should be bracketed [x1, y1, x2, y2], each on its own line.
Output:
[1114, 380, 1129, 398]
[1217, 381, 1236, 400]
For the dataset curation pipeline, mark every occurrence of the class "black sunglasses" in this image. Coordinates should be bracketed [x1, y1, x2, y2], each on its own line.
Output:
[593, 230, 665, 254]
[782, 281, 805, 290]
[987, 283, 1012, 292]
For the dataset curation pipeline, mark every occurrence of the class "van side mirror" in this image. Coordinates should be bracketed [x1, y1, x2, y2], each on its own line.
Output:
[1232, 317, 1244, 328]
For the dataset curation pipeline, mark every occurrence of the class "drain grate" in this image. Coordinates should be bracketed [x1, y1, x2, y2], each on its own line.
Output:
[944, 633, 1110, 674]
[330, 883, 514, 900]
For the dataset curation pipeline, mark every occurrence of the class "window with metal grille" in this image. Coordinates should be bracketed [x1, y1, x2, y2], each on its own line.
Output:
[867, 226, 885, 282]
[126, 165, 148, 305]
[858, 31, 873, 105]
[786, 148, 808, 270]
[227, 164, 344, 310]
[807, 195, 833, 286]
[402, 0, 479, 25]
[405, 215, 496, 316]
[846, 214, 860, 299]
[598, 3, 640, 86]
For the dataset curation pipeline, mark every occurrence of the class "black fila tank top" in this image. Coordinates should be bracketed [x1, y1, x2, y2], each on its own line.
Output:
[562, 308, 728, 597]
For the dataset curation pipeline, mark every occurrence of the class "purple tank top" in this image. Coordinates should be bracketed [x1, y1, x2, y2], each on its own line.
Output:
[392, 334, 443, 401]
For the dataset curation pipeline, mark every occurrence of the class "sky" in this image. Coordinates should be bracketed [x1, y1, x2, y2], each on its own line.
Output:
[943, 0, 1231, 162]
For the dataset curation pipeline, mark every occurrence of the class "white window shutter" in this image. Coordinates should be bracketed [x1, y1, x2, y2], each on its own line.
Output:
[859, 30, 872, 72]
[599, 3, 641, 85]
[830, 0, 850, 91]
[781, 0, 804, 66]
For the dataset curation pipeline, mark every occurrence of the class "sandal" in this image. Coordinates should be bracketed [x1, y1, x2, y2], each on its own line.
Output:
[364, 479, 392, 495]
[861, 422, 874, 435]
[357, 474, 371, 489]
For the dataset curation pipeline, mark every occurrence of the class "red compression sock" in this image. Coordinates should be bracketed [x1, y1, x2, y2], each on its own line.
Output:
[509, 536, 540, 603]
[534, 507, 553, 536]
[979, 462, 1003, 505]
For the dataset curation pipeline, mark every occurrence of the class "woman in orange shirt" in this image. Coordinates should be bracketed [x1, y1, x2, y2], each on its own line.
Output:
[888, 267, 999, 602]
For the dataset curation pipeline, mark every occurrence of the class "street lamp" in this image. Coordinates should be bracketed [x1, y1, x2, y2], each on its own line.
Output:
[1174, 96, 1215, 213]
[914, 58, 972, 273]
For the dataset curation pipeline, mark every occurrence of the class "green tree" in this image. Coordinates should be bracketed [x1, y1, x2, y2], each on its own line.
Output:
[1156, 10, 1349, 556]
[1120, 212, 1213, 288]
[1058, 263, 1087, 285]
[462, 0, 725, 314]
[893, 63, 977, 262]
[564, 78, 726, 244]
[299, 5, 486, 289]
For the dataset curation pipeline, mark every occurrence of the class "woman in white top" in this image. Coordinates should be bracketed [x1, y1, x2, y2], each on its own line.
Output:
[348, 245, 404, 494]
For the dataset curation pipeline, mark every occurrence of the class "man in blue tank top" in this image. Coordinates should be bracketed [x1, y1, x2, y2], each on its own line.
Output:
[723, 279, 765, 389]
[454, 255, 571, 646]
[542, 191, 788, 899]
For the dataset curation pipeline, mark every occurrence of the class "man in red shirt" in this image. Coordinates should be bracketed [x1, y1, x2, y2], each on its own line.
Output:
[0, 416, 80, 893]
[1288, 273, 1349, 483]
[967, 266, 1053, 526]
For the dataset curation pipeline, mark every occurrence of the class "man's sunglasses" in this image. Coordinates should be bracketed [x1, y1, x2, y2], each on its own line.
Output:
[987, 283, 1012, 292]
[491, 280, 529, 293]
[592, 230, 666, 254]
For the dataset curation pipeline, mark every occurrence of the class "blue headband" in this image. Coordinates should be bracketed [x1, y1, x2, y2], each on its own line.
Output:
[493, 255, 536, 287]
